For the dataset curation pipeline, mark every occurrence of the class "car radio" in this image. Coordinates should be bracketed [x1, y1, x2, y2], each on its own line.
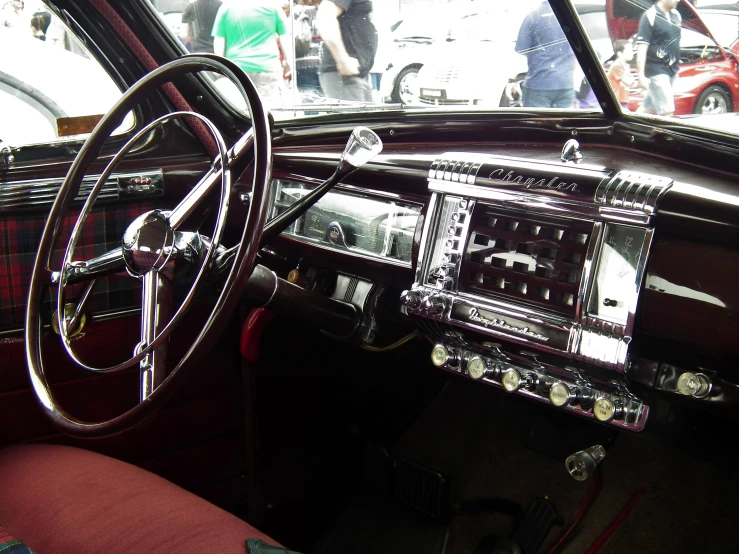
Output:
[401, 149, 673, 429]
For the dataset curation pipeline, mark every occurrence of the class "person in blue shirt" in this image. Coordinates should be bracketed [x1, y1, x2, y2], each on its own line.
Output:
[515, 1, 576, 108]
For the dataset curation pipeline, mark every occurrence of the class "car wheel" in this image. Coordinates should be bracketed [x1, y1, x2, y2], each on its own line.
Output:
[392, 65, 421, 105]
[693, 85, 732, 115]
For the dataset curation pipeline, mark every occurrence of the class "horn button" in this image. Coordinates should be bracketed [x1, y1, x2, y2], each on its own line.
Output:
[122, 210, 175, 276]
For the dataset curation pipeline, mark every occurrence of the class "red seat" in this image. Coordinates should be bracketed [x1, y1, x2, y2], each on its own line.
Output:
[0, 444, 279, 553]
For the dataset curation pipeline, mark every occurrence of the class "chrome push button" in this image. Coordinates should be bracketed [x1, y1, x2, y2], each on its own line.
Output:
[431, 345, 449, 368]
[593, 397, 619, 422]
[467, 356, 486, 380]
[501, 368, 522, 392]
[549, 382, 572, 407]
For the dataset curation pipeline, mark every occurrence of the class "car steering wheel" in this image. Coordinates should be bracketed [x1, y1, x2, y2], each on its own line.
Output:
[25, 55, 273, 438]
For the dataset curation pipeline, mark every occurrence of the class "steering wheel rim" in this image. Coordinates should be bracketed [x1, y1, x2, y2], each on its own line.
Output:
[25, 55, 273, 438]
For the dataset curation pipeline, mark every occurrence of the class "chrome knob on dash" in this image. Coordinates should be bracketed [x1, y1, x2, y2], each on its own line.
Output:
[549, 382, 574, 407]
[501, 367, 522, 392]
[593, 397, 624, 423]
[422, 295, 446, 316]
[501, 368, 537, 393]
[565, 445, 606, 481]
[677, 372, 712, 399]
[431, 344, 459, 369]
[467, 356, 488, 380]
[400, 289, 422, 310]
[561, 138, 583, 164]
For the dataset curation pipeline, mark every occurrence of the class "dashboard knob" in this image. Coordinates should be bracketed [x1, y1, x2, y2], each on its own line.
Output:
[430, 345, 449, 367]
[501, 368, 522, 392]
[467, 356, 488, 380]
[677, 372, 712, 399]
[565, 445, 606, 482]
[422, 295, 446, 316]
[549, 382, 573, 407]
[431, 344, 459, 368]
[400, 289, 422, 310]
[593, 397, 623, 423]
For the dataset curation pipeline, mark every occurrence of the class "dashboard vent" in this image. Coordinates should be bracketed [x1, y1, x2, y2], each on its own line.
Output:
[460, 204, 593, 316]
[595, 170, 672, 214]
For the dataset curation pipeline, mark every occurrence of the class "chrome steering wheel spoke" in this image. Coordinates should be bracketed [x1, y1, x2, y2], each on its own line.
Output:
[139, 270, 173, 401]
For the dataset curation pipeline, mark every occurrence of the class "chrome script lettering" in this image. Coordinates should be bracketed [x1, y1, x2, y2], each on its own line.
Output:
[488, 168, 578, 192]
[467, 308, 549, 341]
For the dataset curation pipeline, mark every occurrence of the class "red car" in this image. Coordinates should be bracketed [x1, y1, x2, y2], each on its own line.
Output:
[607, 0, 739, 114]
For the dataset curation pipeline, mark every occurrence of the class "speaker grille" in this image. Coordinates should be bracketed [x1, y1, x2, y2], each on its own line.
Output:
[460, 205, 593, 316]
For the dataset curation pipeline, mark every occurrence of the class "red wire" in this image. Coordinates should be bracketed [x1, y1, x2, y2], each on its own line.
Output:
[585, 487, 647, 554]
[546, 471, 603, 554]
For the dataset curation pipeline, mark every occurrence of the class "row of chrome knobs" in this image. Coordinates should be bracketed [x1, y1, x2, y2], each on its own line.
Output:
[431, 344, 625, 423]
[401, 290, 446, 315]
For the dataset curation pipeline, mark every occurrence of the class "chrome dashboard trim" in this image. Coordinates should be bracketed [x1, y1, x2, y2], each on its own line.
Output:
[595, 170, 673, 214]
[271, 178, 422, 268]
[407, 153, 663, 374]
[428, 180, 651, 225]
[431, 339, 649, 431]
[0, 170, 163, 212]
[278, 233, 412, 268]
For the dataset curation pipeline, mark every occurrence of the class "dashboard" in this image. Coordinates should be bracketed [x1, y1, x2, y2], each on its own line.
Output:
[266, 136, 739, 434]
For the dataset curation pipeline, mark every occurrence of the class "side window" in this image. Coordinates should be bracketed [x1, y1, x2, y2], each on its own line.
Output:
[0, 1, 132, 147]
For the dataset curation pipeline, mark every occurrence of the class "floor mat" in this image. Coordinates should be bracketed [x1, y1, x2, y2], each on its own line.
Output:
[315, 376, 739, 554]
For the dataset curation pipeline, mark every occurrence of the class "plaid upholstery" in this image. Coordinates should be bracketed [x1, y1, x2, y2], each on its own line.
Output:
[0, 202, 157, 330]
[0, 528, 35, 554]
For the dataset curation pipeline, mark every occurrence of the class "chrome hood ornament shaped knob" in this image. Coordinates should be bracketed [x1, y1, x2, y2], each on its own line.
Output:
[561, 139, 583, 164]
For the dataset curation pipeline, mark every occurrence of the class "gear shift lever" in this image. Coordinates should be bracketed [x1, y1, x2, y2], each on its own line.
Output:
[259, 126, 383, 246]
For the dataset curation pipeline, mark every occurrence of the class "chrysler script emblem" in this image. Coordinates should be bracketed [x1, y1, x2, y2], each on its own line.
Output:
[489, 168, 578, 192]
[467, 308, 549, 342]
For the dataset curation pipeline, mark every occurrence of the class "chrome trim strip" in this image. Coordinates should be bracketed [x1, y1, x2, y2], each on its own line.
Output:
[576, 221, 603, 322]
[0, 307, 141, 338]
[429, 179, 650, 225]
[279, 234, 411, 268]
[0, 170, 163, 212]
[595, 170, 672, 214]
[414, 192, 439, 284]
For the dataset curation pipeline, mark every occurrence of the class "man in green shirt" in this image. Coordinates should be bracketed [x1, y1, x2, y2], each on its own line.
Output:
[212, 1, 293, 106]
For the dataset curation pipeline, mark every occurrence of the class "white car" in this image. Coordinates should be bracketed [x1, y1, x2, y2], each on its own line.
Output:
[415, 3, 612, 108]
[0, 28, 127, 145]
[378, 17, 447, 105]
[415, 8, 528, 108]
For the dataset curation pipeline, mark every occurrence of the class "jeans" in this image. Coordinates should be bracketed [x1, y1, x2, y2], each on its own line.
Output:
[522, 86, 576, 108]
[319, 72, 373, 102]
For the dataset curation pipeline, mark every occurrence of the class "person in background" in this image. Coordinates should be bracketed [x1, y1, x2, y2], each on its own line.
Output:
[212, 0, 293, 107]
[635, 0, 682, 116]
[30, 11, 49, 40]
[1, 0, 25, 32]
[515, 0, 576, 108]
[607, 39, 635, 110]
[182, 0, 222, 53]
[316, 0, 378, 102]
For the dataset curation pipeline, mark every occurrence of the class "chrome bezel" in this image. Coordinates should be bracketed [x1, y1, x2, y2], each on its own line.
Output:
[409, 153, 666, 373]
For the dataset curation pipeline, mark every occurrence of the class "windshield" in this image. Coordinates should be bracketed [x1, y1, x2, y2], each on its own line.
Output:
[2, 0, 738, 147]
[167, 0, 736, 135]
